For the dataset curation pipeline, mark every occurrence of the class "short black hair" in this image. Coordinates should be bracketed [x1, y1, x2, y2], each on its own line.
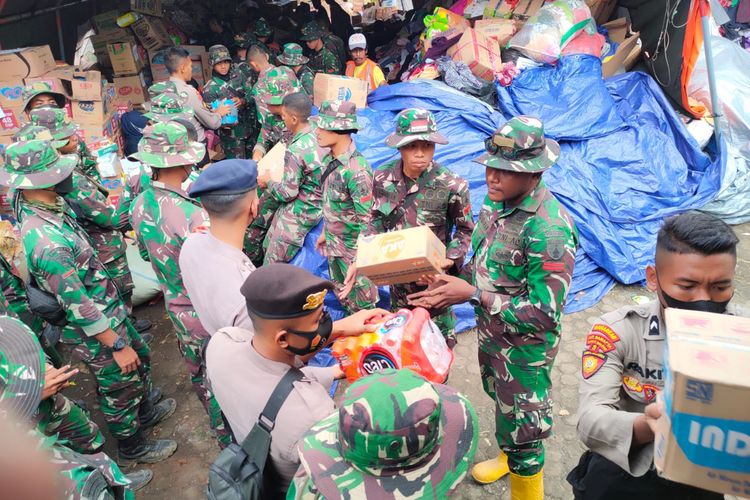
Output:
[656, 211, 739, 257]
[334, 129, 358, 135]
[200, 191, 255, 219]
[164, 47, 191, 74]
[282, 92, 312, 121]
[247, 44, 269, 63]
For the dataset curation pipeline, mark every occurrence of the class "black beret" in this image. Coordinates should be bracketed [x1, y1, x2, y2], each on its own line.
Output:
[241, 263, 333, 319]
[188, 159, 258, 198]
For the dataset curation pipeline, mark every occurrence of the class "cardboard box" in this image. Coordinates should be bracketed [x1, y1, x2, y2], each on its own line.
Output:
[131, 0, 163, 17]
[356, 226, 446, 286]
[484, 0, 544, 20]
[91, 10, 121, 34]
[131, 15, 174, 55]
[148, 45, 208, 84]
[654, 309, 750, 497]
[586, 0, 617, 24]
[113, 73, 148, 105]
[258, 142, 286, 183]
[70, 70, 104, 101]
[108, 42, 144, 76]
[447, 28, 502, 82]
[601, 18, 641, 78]
[0, 105, 23, 137]
[474, 18, 522, 46]
[0, 46, 56, 80]
[91, 30, 136, 67]
[313, 74, 368, 109]
[71, 84, 114, 127]
[0, 79, 25, 109]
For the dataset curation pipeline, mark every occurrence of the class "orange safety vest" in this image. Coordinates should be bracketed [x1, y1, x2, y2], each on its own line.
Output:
[345, 59, 379, 91]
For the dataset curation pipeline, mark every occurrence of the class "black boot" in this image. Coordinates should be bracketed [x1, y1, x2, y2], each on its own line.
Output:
[139, 332, 154, 345]
[117, 430, 177, 464]
[130, 317, 152, 333]
[148, 387, 163, 405]
[139, 396, 177, 429]
[125, 469, 153, 491]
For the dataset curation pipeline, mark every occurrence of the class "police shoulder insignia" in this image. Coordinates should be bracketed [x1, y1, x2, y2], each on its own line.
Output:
[642, 384, 659, 402]
[303, 290, 327, 311]
[585, 324, 620, 354]
[582, 350, 607, 379]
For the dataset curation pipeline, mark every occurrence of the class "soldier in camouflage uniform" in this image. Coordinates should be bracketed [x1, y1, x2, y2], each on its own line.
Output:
[231, 32, 258, 87]
[300, 21, 341, 75]
[0, 315, 152, 496]
[21, 81, 67, 117]
[313, 100, 378, 313]
[202, 45, 255, 159]
[409, 116, 578, 499]
[277, 43, 315, 96]
[250, 68, 299, 164]
[253, 18, 281, 63]
[1, 139, 177, 464]
[288, 368, 478, 499]
[131, 122, 230, 447]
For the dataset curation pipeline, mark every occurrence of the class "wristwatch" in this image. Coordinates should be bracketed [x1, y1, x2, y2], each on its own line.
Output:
[112, 336, 127, 352]
[469, 288, 483, 307]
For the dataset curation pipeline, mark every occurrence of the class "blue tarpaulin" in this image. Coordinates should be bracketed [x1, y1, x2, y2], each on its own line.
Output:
[293, 55, 724, 332]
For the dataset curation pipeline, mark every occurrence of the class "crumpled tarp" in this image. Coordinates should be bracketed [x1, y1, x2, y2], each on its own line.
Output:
[292, 56, 724, 331]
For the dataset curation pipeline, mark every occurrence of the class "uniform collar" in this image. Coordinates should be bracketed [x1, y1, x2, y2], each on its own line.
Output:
[397, 160, 437, 184]
[482, 179, 548, 216]
[334, 139, 358, 164]
[21, 197, 69, 229]
[290, 123, 312, 145]
[151, 180, 194, 202]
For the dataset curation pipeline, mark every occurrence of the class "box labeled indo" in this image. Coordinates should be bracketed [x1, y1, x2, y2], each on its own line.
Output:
[356, 225, 446, 286]
[654, 308, 750, 497]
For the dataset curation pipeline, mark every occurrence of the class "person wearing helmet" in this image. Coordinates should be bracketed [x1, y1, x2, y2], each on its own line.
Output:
[300, 21, 340, 75]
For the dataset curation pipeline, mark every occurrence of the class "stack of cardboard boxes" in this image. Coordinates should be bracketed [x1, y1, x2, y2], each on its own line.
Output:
[109, 41, 148, 105]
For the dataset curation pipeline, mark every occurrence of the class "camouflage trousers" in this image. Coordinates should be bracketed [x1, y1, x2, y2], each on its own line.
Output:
[478, 349, 553, 476]
[69, 320, 151, 441]
[263, 212, 321, 265]
[244, 191, 279, 266]
[390, 283, 457, 348]
[35, 393, 104, 454]
[328, 256, 378, 314]
[167, 308, 231, 448]
[104, 254, 135, 314]
[219, 132, 248, 160]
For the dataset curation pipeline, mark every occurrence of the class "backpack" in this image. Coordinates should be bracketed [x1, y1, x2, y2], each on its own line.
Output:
[207, 368, 303, 500]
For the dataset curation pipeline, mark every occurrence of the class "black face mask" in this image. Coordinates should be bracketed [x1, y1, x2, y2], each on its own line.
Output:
[54, 174, 74, 195]
[212, 69, 231, 82]
[284, 310, 333, 356]
[659, 288, 731, 314]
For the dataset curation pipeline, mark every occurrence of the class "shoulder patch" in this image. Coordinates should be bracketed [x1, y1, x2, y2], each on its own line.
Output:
[543, 227, 567, 260]
[585, 324, 620, 353]
[582, 350, 606, 379]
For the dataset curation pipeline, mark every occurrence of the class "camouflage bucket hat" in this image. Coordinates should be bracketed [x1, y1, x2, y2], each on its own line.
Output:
[277, 43, 309, 66]
[147, 80, 178, 98]
[144, 92, 194, 122]
[0, 317, 45, 421]
[21, 81, 67, 112]
[386, 108, 448, 149]
[133, 121, 205, 168]
[474, 115, 560, 173]
[298, 369, 478, 498]
[265, 73, 298, 106]
[234, 31, 256, 49]
[253, 18, 273, 37]
[0, 140, 77, 189]
[300, 21, 324, 41]
[12, 124, 66, 149]
[209, 44, 233, 67]
[29, 108, 79, 143]
[313, 100, 361, 131]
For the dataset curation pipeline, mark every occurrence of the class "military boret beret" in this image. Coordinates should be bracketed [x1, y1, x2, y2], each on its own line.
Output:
[241, 264, 333, 319]
[188, 159, 258, 198]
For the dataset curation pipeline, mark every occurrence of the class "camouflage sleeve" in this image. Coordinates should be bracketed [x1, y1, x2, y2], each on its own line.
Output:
[482, 216, 577, 333]
[300, 72, 314, 96]
[286, 466, 321, 499]
[201, 85, 219, 106]
[323, 52, 340, 75]
[130, 205, 151, 263]
[367, 176, 387, 237]
[33, 246, 110, 336]
[254, 121, 281, 156]
[445, 179, 474, 271]
[267, 151, 302, 203]
[348, 168, 374, 236]
[70, 174, 129, 231]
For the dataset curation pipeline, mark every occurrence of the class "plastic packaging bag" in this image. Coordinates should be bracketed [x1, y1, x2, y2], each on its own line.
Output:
[436, 56, 496, 105]
[211, 99, 238, 126]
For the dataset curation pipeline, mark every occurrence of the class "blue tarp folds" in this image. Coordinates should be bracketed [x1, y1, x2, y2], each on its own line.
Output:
[293, 55, 724, 332]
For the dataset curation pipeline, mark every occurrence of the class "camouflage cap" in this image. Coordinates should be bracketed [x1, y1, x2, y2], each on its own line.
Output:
[276, 43, 309, 66]
[253, 18, 273, 37]
[0, 140, 77, 189]
[313, 100, 361, 131]
[386, 108, 448, 149]
[265, 72, 298, 106]
[133, 121, 205, 168]
[0, 317, 45, 421]
[12, 124, 65, 149]
[147, 80, 178, 98]
[21, 81, 67, 112]
[209, 44, 233, 67]
[297, 369, 478, 497]
[143, 92, 194, 122]
[474, 115, 560, 173]
[29, 108, 79, 143]
[233, 31, 257, 49]
[300, 21, 324, 41]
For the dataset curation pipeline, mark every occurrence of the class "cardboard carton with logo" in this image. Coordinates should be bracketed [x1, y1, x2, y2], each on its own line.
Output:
[313, 74, 368, 109]
[131, 0, 163, 17]
[474, 18, 522, 46]
[257, 141, 285, 183]
[356, 225, 446, 286]
[654, 308, 750, 497]
[0, 105, 23, 137]
[131, 15, 173, 56]
[108, 42, 144, 76]
[70, 70, 105, 101]
[0, 46, 56, 80]
[91, 30, 136, 68]
[113, 73, 148, 105]
[447, 28, 503, 82]
[0, 79, 25, 109]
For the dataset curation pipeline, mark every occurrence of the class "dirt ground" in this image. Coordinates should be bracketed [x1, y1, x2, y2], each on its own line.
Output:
[65, 222, 750, 499]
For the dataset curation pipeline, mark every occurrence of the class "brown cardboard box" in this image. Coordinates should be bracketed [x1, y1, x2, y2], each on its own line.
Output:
[258, 142, 286, 183]
[91, 10, 121, 34]
[131, 15, 174, 55]
[0, 79, 26, 109]
[447, 28, 502, 81]
[653, 309, 750, 497]
[0, 46, 56, 80]
[92, 30, 136, 68]
[586, 0, 617, 24]
[70, 70, 104, 101]
[601, 18, 641, 78]
[108, 42, 144, 76]
[313, 74, 368, 109]
[356, 226, 446, 286]
[71, 84, 114, 127]
[0, 104, 23, 137]
[484, 0, 544, 20]
[131, 0, 163, 17]
[113, 73, 148, 105]
[474, 18, 522, 46]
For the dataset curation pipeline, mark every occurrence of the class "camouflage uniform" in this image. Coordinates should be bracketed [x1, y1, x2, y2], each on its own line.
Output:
[277, 43, 315, 96]
[372, 109, 474, 347]
[323, 32, 347, 74]
[300, 22, 341, 75]
[253, 18, 281, 63]
[0, 251, 44, 333]
[35, 392, 104, 454]
[315, 101, 377, 313]
[131, 122, 229, 446]
[21, 81, 67, 113]
[288, 368, 479, 499]
[466, 117, 578, 481]
[202, 45, 256, 159]
[251, 67, 299, 157]
[1, 140, 152, 442]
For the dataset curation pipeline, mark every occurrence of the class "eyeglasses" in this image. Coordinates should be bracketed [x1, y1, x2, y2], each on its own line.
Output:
[484, 134, 544, 160]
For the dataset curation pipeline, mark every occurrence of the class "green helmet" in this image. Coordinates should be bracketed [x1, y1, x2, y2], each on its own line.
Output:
[147, 80, 178, 98]
[144, 92, 194, 122]
[300, 21, 325, 41]
[133, 121, 205, 168]
[233, 31, 256, 49]
[253, 18, 273, 37]
[0, 317, 45, 421]
[474, 115, 560, 173]
[297, 369, 478, 498]
[264, 72, 297, 106]
[12, 124, 64, 149]
[386, 108, 448, 149]
[313, 100, 361, 131]
[21, 81, 67, 112]
[0, 139, 77, 189]
[276, 43, 309, 66]
[29, 108, 79, 144]
[209, 44, 233, 67]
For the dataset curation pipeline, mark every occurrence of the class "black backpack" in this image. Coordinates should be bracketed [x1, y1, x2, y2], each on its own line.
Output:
[207, 368, 303, 500]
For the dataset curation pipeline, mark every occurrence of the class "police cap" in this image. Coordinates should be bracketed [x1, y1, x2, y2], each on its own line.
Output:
[188, 159, 258, 198]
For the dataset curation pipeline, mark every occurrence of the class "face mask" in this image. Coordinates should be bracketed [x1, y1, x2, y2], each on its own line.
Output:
[284, 310, 333, 356]
[659, 288, 731, 314]
[53, 174, 74, 195]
